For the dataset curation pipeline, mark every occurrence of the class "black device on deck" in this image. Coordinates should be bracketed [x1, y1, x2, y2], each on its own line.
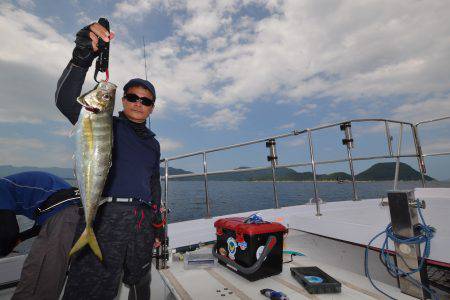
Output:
[94, 17, 110, 82]
[214, 217, 286, 281]
[290, 266, 341, 294]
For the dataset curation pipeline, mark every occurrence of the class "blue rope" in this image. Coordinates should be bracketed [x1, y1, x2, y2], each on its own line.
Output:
[364, 199, 437, 300]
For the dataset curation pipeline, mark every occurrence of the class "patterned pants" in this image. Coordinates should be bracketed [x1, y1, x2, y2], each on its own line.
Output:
[63, 202, 155, 300]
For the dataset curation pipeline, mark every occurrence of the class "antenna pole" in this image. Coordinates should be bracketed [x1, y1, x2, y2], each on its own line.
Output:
[142, 36, 148, 80]
[142, 36, 151, 129]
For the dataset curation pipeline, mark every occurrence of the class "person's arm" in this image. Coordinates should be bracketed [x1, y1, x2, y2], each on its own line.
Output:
[55, 63, 88, 125]
[55, 23, 112, 125]
[0, 210, 19, 257]
[17, 223, 41, 242]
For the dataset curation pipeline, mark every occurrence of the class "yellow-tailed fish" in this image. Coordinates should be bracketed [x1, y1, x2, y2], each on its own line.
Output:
[70, 81, 116, 260]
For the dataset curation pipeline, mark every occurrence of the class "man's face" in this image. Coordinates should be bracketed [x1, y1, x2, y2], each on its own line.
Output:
[122, 85, 155, 123]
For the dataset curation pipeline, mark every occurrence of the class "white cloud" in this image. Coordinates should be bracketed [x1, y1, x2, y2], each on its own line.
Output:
[195, 107, 247, 130]
[0, 137, 44, 150]
[286, 138, 305, 147]
[181, 11, 223, 40]
[113, 0, 154, 19]
[1, 1, 450, 166]
[423, 140, 450, 154]
[0, 137, 72, 167]
[277, 122, 295, 130]
[51, 127, 74, 137]
[107, 0, 450, 113]
[294, 103, 317, 116]
[393, 96, 450, 124]
[159, 137, 183, 152]
[16, 0, 35, 9]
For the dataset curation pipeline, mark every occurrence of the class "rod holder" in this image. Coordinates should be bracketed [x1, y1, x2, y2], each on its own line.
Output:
[340, 122, 354, 149]
[266, 139, 278, 166]
[266, 139, 279, 208]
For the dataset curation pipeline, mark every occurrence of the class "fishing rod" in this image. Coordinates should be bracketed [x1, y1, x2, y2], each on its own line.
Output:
[143, 36, 148, 81]
[142, 36, 152, 130]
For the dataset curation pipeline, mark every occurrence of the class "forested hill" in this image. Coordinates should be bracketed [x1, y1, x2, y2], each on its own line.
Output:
[0, 162, 434, 181]
[170, 162, 434, 181]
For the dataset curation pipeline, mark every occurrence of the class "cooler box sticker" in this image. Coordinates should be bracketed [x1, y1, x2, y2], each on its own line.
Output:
[227, 237, 237, 260]
[256, 246, 265, 260]
[238, 241, 248, 250]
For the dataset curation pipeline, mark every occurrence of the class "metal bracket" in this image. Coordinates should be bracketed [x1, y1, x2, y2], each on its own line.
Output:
[387, 191, 429, 299]
[340, 122, 354, 148]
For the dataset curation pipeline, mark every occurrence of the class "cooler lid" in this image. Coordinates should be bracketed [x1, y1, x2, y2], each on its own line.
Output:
[214, 217, 286, 235]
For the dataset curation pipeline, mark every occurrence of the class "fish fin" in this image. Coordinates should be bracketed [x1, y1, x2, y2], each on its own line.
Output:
[69, 228, 89, 257]
[69, 227, 103, 261]
[87, 227, 103, 261]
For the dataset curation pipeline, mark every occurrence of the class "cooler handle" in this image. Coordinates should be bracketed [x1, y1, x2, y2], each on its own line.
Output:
[212, 235, 277, 275]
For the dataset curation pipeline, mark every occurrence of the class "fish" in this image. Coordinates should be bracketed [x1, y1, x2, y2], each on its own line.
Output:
[69, 80, 117, 260]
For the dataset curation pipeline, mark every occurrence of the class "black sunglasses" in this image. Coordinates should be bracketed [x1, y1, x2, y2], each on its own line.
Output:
[124, 93, 155, 106]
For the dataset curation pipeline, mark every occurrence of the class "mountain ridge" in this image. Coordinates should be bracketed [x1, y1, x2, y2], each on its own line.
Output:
[0, 162, 434, 181]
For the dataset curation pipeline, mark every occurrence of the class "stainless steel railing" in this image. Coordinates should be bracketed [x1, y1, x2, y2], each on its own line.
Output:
[160, 117, 450, 219]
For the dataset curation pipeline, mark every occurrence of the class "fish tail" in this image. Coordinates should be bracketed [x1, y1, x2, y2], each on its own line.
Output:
[69, 226, 103, 261]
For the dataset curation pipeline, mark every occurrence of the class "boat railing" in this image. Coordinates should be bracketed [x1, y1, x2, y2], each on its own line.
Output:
[160, 116, 450, 218]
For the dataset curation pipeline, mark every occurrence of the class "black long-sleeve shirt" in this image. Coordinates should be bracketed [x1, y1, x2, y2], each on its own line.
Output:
[55, 63, 162, 223]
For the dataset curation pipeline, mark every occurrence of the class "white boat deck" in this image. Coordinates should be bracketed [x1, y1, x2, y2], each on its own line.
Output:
[1, 188, 448, 299]
[156, 188, 450, 299]
[167, 188, 450, 264]
[158, 230, 414, 300]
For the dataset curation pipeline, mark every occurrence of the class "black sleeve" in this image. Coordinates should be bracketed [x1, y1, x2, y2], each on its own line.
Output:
[0, 210, 19, 257]
[55, 62, 89, 125]
[17, 224, 41, 242]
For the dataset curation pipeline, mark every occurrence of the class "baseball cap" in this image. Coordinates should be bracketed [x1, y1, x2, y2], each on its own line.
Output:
[123, 78, 156, 100]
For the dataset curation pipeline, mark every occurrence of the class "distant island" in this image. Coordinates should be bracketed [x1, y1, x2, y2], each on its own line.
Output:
[0, 162, 435, 182]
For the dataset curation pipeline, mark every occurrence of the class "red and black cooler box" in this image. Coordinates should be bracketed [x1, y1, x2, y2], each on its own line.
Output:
[213, 217, 287, 281]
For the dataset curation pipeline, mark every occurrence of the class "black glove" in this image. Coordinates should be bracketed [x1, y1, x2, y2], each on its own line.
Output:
[70, 24, 98, 69]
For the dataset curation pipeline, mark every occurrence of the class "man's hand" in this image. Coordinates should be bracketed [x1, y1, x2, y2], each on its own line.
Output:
[71, 22, 115, 68]
[154, 238, 161, 248]
[87, 23, 115, 52]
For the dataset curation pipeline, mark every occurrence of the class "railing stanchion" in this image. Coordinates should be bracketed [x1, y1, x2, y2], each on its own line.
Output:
[164, 160, 169, 211]
[307, 130, 322, 216]
[266, 139, 280, 208]
[346, 147, 358, 201]
[385, 121, 393, 156]
[393, 124, 403, 190]
[341, 122, 358, 201]
[203, 152, 211, 218]
[412, 125, 427, 187]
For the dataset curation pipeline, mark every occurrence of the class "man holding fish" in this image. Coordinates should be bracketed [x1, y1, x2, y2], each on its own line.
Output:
[55, 20, 163, 299]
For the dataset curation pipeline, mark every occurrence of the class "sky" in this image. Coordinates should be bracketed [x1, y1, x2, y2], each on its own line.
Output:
[0, 0, 449, 180]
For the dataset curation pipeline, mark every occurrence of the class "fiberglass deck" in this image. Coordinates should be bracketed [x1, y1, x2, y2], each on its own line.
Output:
[158, 231, 415, 300]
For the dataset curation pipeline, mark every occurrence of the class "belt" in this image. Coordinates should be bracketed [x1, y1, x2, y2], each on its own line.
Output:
[105, 197, 141, 203]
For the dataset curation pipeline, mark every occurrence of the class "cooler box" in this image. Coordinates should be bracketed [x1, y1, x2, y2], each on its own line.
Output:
[214, 217, 287, 281]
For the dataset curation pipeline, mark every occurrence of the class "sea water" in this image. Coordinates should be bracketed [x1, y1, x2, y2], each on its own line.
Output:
[14, 180, 450, 253]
